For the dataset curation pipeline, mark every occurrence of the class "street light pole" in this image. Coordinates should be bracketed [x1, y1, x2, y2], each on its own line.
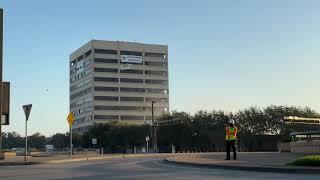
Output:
[0, 8, 4, 160]
[151, 101, 157, 153]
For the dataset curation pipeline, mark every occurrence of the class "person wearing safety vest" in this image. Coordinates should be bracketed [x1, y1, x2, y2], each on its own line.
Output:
[225, 119, 238, 160]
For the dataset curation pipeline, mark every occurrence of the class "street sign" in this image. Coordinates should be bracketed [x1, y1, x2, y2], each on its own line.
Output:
[22, 104, 32, 121]
[67, 112, 74, 126]
[92, 138, 97, 145]
[145, 136, 150, 142]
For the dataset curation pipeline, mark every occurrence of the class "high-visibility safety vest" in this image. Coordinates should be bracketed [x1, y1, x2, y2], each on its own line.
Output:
[225, 126, 238, 141]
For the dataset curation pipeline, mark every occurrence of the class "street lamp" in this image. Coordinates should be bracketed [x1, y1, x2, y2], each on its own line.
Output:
[0, 8, 4, 160]
[151, 101, 157, 153]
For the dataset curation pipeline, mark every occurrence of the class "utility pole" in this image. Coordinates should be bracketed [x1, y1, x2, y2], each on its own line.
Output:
[0, 8, 3, 160]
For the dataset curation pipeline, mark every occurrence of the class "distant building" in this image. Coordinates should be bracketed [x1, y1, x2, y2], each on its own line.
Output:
[69, 40, 169, 133]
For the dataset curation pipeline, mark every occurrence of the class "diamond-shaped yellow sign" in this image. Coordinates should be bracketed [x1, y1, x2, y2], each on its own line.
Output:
[67, 112, 75, 126]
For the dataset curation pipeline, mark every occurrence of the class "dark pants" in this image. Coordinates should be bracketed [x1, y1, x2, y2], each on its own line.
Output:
[226, 140, 237, 160]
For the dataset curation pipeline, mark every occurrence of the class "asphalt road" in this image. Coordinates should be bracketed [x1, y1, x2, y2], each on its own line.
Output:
[0, 157, 319, 180]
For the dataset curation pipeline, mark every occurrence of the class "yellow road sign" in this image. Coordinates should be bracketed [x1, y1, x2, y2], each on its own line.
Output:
[67, 112, 74, 126]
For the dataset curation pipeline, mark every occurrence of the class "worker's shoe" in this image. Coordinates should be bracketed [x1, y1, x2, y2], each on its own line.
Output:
[225, 158, 230, 160]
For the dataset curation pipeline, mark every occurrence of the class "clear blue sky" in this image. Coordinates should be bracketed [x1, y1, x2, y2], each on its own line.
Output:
[1, 0, 320, 136]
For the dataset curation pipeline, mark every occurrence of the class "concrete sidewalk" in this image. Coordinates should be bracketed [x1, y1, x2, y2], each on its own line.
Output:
[165, 152, 320, 174]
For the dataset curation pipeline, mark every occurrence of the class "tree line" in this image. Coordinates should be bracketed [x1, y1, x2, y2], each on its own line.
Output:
[2, 105, 319, 152]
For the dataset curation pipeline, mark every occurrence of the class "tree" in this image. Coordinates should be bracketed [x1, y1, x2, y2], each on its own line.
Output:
[29, 132, 46, 149]
[50, 133, 69, 149]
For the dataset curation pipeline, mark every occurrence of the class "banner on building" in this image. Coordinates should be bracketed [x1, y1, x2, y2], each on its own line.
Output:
[120, 55, 142, 64]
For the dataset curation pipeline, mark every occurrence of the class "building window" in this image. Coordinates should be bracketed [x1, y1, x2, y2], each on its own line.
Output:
[85, 50, 92, 57]
[120, 51, 142, 56]
[94, 115, 119, 120]
[94, 49, 117, 55]
[145, 79, 167, 85]
[85, 69, 92, 75]
[70, 87, 92, 99]
[120, 78, 143, 83]
[94, 106, 144, 111]
[94, 96, 119, 101]
[70, 60, 76, 67]
[77, 55, 84, 61]
[84, 97, 93, 102]
[145, 98, 168, 102]
[145, 52, 166, 58]
[94, 58, 118, 64]
[94, 67, 118, 73]
[120, 97, 144, 101]
[94, 77, 118, 82]
[145, 70, 167, 76]
[120, 69, 143, 74]
[146, 88, 168, 93]
[120, 87, 145, 93]
[144, 61, 167, 67]
[120, 116, 144, 120]
[94, 86, 118, 92]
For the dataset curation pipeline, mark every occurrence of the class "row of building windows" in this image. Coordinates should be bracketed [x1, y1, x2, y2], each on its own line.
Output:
[121, 116, 145, 120]
[95, 58, 167, 67]
[94, 58, 167, 67]
[94, 115, 118, 120]
[94, 49, 166, 58]
[93, 115, 158, 120]
[93, 96, 168, 102]
[74, 126, 91, 133]
[94, 67, 118, 73]
[70, 50, 92, 67]
[70, 78, 92, 92]
[94, 105, 168, 111]
[93, 77, 167, 84]
[94, 58, 118, 64]
[94, 86, 118, 92]
[94, 67, 167, 76]
[70, 87, 92, 99]
[94, 86, 168, 94]
[144, 61, 167, 67]
[70, 68, 92, 83]
[94, 49, 117, 55]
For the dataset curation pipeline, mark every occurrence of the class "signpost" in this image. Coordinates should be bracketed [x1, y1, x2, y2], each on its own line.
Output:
[22, 104, 32, 163]
[67, 112, 74, 156]
[145, 136, 150, 154]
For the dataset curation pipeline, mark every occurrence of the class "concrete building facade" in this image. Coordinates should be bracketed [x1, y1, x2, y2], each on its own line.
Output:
[69, 40, 169, 133]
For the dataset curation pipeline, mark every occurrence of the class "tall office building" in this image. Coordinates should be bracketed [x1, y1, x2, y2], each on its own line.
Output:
[69, 40, 169, 133]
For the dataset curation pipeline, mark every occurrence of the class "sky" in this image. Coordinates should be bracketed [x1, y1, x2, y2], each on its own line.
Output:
[1, 0, 320, 136]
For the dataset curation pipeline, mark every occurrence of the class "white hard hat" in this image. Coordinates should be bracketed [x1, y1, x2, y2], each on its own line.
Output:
[229, 119, 235, 124]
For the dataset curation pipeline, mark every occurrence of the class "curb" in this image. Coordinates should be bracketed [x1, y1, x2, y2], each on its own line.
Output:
[0, 154, 170, 166]
[0, 161, 41, 166]
[0, 156, 111, 166]
[163, 159, 320, 174]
